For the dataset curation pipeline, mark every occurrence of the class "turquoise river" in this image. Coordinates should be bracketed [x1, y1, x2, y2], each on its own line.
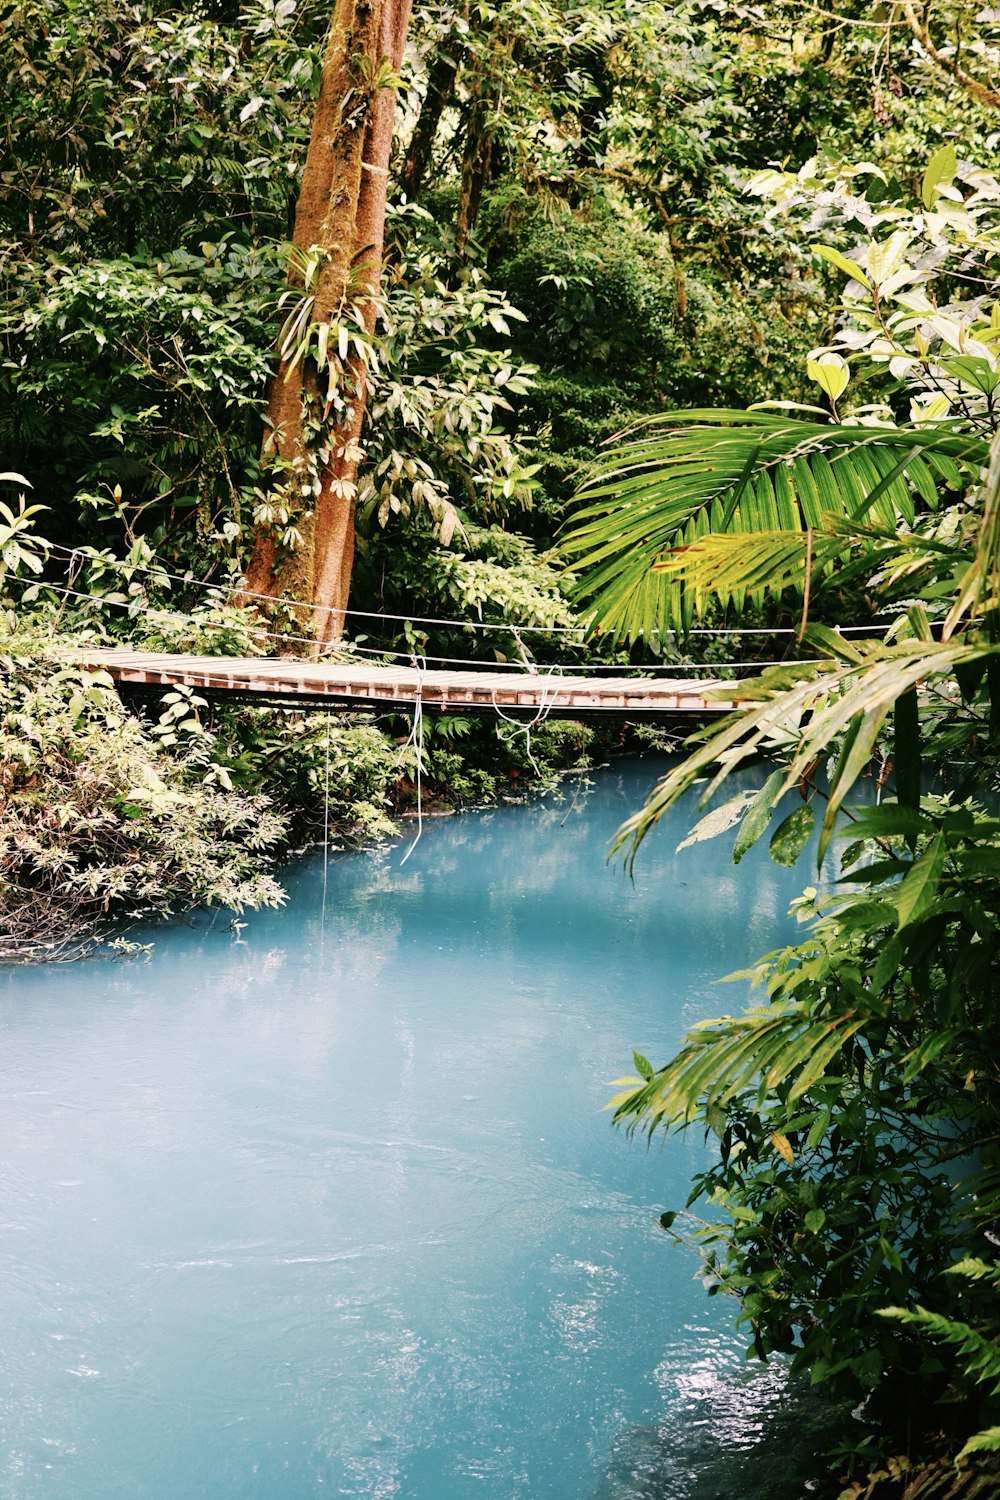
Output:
[0, 756, 844, 1499]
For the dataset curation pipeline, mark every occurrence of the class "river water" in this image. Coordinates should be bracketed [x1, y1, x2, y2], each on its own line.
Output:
[0, 757, 841, 1500]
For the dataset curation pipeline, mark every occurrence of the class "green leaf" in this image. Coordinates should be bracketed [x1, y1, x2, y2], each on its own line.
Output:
[839, 805, 934, 844]
[958, 1427, 1000, 1463]
[871, 935, 903, 993]
[939, 356, 1000, 396]
[921, 143, 957, 210]
[951, 847, 1000, 876]
[819, 707, 888, 865]
[804, 1208, 826, 1233]
[733, 769, 784, 864]
[633, 1050, 654, 1082]
[812, 244, 869, 287]
[769, 806, 815, 866]
[807, 354, 850, 402]
[659, 1211, 678, 1232]
[677, 790, 755, 852]
[895, 834, 946, 930]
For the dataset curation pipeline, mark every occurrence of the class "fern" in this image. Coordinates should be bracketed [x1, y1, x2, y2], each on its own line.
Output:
[878, 1304, 1000, 1394]
[881, 1260, 1000, 1466]
[957, 1428, 1000, 1463]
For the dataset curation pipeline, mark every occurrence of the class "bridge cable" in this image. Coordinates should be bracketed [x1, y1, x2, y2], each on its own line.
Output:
[398, 658, 426, 867]
[43, 541, 892, 642]
[12, 570, 821, 675]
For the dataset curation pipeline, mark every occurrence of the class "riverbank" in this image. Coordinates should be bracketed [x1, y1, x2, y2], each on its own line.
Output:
[2, 625, 673, 960]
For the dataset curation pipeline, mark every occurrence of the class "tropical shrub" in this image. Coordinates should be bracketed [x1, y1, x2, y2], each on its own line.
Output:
[0, 625, 286, 958]
[563, 148, 1000, 1478]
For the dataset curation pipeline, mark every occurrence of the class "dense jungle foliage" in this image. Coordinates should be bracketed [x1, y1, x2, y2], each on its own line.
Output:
[4, 0, 1000, 1493]
[579, 131, 1000, 1499]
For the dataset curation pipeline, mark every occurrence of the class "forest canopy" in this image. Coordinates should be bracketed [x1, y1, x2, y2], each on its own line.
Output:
[7, 0, 996, 639]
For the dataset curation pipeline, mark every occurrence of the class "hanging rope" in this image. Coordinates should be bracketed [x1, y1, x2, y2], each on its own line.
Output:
[398, 656, 425, 867]
[490, 665, 561, 779]
[41, 540, 898, 641]
[2, 570, 823, 675]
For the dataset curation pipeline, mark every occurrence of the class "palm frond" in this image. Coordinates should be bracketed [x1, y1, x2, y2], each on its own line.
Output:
[876, 1305, 1000, 1397]
[652, 528, 845, 610]
[612, 633, 1000, 867]
[945, 430, 1000, 636]
[608, 1001, 867, 1132]
[559, 412, 984, 639]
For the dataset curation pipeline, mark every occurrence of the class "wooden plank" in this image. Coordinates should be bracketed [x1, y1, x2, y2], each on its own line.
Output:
[74, 647, 744, 718]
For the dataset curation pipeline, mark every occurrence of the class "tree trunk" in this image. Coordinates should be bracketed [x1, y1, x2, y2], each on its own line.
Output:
[455, 87, 496, 256]
[398, 46, 458, 202]
[453, 30, 513, 256]
[245, 0, 413, 651]
[899, 0, 1000, 110]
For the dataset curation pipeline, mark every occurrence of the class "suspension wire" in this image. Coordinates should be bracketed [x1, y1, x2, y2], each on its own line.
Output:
[42, 541, 897, 641]
[321, 713, 332, 941]
[11, 573, 358, 657]
[45, 541, 593, 636]
[338, 633, 817, 672]
[5, 571, 824, 674]
[398, 659, 425, 867]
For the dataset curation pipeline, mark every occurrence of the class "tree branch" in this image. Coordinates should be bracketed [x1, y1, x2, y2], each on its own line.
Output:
[898, 0, 1000, 111]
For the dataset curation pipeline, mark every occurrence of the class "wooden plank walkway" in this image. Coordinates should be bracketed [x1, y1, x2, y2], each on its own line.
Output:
[85, 648, 745, 718]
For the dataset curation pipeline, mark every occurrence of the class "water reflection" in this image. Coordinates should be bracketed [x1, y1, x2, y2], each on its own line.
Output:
[0, 757, 841, 1500]
[594, 1347, 850, 1499]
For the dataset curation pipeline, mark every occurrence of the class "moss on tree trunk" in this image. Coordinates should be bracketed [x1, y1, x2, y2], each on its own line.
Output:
[245, 0, 413, 650]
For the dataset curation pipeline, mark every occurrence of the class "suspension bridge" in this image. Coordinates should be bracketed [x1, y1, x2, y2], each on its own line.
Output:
[87, 647, 749, 718]
[37, 546, 829, 719]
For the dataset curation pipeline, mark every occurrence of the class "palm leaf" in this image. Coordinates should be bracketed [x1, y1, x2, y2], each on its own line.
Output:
[608, 1002, 867, 1132]
[611, 634, 1000, 867]
[652, 529, 846, 605]
[560, 412, 987, 639]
